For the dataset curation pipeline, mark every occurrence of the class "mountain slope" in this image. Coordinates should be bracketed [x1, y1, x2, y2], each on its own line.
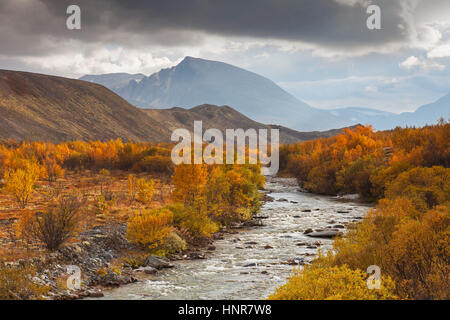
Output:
[0, 70, 170, 142]
[144, 104, 358, 144]
[328, 107, 396, 127]
[86, 57, 350, 131]
[79, 73, 145, 91]
[394, 93, 450, 128]
[332, 95, 450, 130]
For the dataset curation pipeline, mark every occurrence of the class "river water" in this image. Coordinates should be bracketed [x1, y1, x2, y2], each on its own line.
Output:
[98, 177, 370, 300]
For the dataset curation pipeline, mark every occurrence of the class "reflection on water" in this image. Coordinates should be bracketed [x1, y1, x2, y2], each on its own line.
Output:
[97, 177, 370, 300]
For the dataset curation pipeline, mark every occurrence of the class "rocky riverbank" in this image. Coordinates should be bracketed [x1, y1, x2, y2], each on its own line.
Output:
[5, 177, 369, 300]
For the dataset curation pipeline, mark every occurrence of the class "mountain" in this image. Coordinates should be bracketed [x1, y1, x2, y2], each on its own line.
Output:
[145, 104, 356, 144]
[330, 95, 449, 130]
[328, 107, 396, 127]
[0, 70, 351, 144]
[81, 57, 350, 131]
[79, 73, 145, 91]
[393, 93, 450, 128]
[0, 69, 170, 142]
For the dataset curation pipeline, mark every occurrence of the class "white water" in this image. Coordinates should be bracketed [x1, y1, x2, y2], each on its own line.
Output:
[97, 177, 370, 300]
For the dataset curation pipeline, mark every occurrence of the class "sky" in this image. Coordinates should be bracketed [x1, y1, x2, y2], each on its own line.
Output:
[0, 0, 450, 113]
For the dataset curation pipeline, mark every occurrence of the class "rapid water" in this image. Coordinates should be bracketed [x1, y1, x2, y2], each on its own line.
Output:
[97, 177, 370, 300]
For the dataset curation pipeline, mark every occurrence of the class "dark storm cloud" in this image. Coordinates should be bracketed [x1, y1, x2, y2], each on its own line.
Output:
[1, 0, 410, 56]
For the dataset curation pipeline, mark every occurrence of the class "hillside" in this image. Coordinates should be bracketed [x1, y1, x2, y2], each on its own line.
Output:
[0, 70, 351, 144]
[0, 70, 170, 142]
[145, 104, 357, 144]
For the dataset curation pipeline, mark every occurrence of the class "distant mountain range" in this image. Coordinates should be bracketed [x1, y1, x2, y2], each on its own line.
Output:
[81, 57, 349, 131]
[0, 69, 352, 143]
[81, 57, 449, 131]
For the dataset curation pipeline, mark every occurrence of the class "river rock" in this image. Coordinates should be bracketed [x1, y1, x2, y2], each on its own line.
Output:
[303, 228, 314, 234]
[333, 224, 345, 229]
[135, 266, 157, 275]
[301, 209, 311, 212]
[243, 263, 257, 267]
[189, 252, 206, 260]
[263, 245, 273, 249]
[277, 198, 289, 202]
[88, 290, 104, 298]
[145, 255, 174, 269]
[306, 230, 343, 239]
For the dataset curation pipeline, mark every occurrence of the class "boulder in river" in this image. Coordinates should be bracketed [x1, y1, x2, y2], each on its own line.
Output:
[306, 230, 343, 239]
[303, 228, 314, 234]
[145, 255, 174, 269]
[301, 209, 311, 212]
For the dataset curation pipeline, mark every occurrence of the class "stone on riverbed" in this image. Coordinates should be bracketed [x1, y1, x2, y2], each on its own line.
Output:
[135, 266, 157, 275]
[145, 255, 174, 269]
[306, 230, 343, 239]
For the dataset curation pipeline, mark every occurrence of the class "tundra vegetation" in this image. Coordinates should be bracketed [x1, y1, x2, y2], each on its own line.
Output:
[0, 139, 263, 299]
[271, 120, 449, 300]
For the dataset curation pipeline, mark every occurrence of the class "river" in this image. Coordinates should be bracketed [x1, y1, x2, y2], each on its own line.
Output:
[97, 177, 371, 300]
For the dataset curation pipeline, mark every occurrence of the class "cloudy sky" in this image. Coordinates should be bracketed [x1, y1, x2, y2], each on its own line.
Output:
[1, 0, 450, 112]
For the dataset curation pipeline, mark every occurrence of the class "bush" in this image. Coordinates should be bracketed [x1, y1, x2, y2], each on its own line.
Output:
[162, 232, 187, 254]
[23, 195, 82, 251]
[126, 208, 174, 251]
[3, 160, 41, 208]
[136, 178, 154, 203]
[269, 265, 397, 300]
[385, 166, 450, 211]
[0, 264, 49, 300]
[136, 155, 174, 174]
[327, 198, 450, 300]
[168, 204, 219, 240]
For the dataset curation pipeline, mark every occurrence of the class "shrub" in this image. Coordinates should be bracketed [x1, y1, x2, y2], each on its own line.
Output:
[27, 195, 82, 251]
[269, 265, 397, 300]
[162, 232, 187, 254]
[136, 178, 154, 203]
[168, 203, 218, 240]
[0, 264, 49, 300]
[136, 155, 174, 174]
[327, 198, 450, 300]
[126, 208, 174, 251]
[3, 160, 41, 208]
[385, 166, 450, 211]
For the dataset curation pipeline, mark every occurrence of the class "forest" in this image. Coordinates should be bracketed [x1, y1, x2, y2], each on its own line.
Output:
[0, 139, 263, 299]
[0, 121, 448, 300]
[271, 120, 449, 299]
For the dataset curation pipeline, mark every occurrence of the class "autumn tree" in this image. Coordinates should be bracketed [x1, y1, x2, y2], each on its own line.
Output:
[3, 160, 41, 208]
[127, 207, 174, 251]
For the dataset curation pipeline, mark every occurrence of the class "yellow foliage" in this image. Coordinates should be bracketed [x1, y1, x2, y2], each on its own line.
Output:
[0, 264, 49, 300]
[136, 178, 154, 203]
[269, 265, 397, 300]
[3, 160, 41, 208]
[127, 208, 174, 251]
